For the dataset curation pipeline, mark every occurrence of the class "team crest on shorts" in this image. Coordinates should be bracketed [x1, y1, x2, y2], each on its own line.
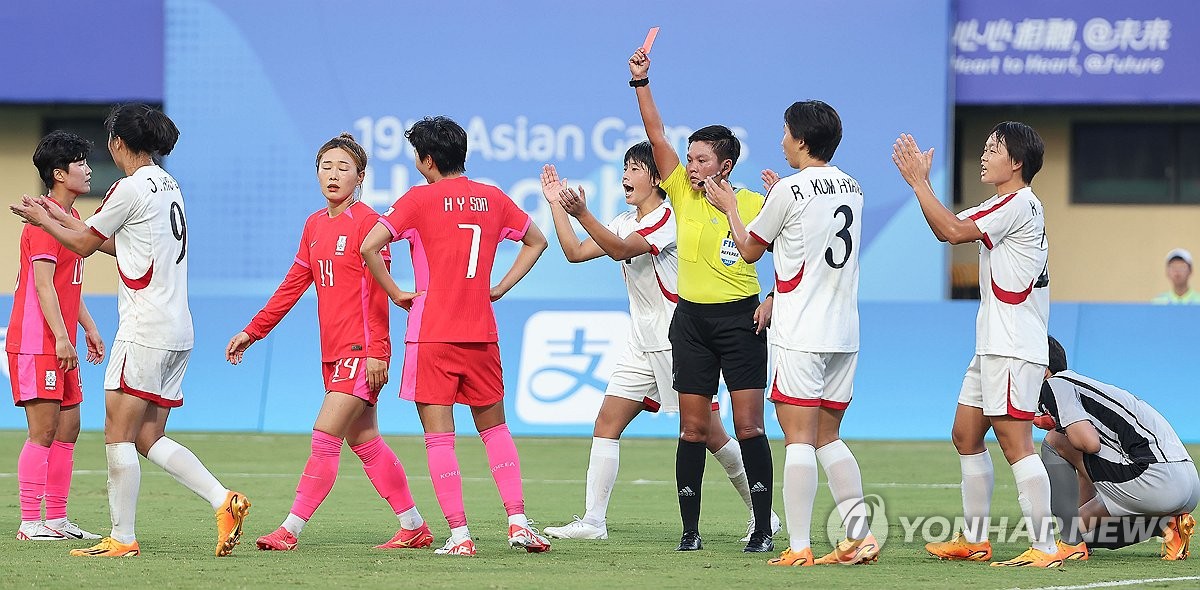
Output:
[44, 370, 57, 390]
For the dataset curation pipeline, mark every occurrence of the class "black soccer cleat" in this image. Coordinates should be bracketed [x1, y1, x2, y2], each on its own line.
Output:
[743, 531, 775, 553]
[676, 530, 703, 551]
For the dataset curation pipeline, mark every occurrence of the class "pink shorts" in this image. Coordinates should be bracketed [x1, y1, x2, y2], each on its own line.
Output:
[322, 358, 379, 406]
[8, 352, 83, 407]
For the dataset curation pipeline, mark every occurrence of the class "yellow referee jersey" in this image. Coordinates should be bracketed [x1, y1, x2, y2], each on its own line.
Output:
[660, 164, 764, 303]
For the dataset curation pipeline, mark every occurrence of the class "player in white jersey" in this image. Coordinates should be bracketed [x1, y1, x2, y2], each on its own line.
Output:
[538, 142, 773, 541]
[1036, 336, 1198, 561]
[708, 101, 877, 567]
[9, 104, 250, 558]
[893, 122, 1061, 567]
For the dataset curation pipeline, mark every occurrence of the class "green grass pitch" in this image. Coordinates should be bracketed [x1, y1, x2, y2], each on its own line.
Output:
[0, 431, 1196, 589]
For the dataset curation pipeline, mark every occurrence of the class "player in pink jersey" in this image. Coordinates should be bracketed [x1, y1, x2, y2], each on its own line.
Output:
[360, 116, 550, 556]
[225, 133, 432, 552]
[8, 131, 105, 542]
[11, 104, 250, 558]
[894, 122, 1061, 568]
[538, 143, 766, 542]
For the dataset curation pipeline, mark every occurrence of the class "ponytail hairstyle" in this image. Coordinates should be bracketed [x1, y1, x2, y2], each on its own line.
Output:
[105, 103, 179, 159]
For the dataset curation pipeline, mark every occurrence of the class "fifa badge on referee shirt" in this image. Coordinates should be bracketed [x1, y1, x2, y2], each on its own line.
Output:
[720, 233, 739, 266]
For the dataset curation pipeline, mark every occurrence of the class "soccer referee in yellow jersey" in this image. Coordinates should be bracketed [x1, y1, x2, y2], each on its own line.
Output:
[628, 47, 777, 554]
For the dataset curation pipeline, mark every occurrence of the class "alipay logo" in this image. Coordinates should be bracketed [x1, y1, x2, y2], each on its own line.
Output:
[516, 311, 630, 425]
[825, 493, 889, 548]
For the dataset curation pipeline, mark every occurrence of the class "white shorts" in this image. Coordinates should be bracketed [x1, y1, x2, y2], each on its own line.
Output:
[1094, 461, 1200, 517]
[957, 354, 1044, 419]
[768, 346, 857, 409]
[605, 347, 678, 413]
[104, 340, 190, 408]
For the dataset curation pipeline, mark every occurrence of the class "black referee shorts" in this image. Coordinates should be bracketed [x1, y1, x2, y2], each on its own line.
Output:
[669, 295, 768, 396]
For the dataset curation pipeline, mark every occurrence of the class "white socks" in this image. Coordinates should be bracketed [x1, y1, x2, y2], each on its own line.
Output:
[398, 506, 424, 530]
[147, 437, 228, 510]
[959, 450, 994, 544]
[106, 442, 141, 544]
[712, 438, 753, 512]
[1012, 454, 1057, 554]
[583, 437, 620, 527]
[783, 443, 817, 551]
[282, 513, 307, 536]
[816, 439, 871, 541]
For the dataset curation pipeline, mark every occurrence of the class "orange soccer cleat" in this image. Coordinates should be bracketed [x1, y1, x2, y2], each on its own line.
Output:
[215, 490, 251, 557]
[69, 537, 140, 557]
[926, 532, 992, 561]
[815, 534, 881, 565]
[767, 546, 815, 567]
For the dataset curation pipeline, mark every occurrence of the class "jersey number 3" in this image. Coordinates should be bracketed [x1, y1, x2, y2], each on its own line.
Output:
[825, 205, 854, 269]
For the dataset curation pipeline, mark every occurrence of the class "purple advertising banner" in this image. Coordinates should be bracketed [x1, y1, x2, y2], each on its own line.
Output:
[954, 0, 1199, 104]
[0, 1, 162, 103]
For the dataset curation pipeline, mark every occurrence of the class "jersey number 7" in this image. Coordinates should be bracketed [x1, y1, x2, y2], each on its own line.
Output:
[458, 223, 481, 279]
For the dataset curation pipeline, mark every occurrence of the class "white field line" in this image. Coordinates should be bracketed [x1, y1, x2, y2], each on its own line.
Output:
[0, 470, 989, 489]
[1002, 577, 1200, 590]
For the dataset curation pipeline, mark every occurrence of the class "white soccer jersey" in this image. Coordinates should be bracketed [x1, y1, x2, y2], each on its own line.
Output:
[958, 187, 1049, 364]
[1042, 371, 1192, 482]
[747, 166, 861, 352]
[606, 201, 677, 352]
[87, 165, 194, 350]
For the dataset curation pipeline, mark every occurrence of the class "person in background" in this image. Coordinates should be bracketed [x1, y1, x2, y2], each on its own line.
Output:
[1152, 249, 1199, 304]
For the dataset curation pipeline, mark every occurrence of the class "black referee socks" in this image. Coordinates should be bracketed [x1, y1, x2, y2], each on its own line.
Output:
[676, 439, 707, 532]
[740, 435, 774, 535]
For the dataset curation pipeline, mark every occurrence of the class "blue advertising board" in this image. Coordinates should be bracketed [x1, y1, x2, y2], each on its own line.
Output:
[954, 0, 1200, 104]
[165, 0, 953, 303]
[3, 296, 1198, 443]
[1, 1, 163, 103]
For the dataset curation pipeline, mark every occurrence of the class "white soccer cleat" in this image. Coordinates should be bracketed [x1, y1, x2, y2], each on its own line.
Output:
[16, 521, 67, 541]
[44, 519, 102, 540]
[433, 536, 476, 556]
[508, 524, 551, 553]
[543, 516, 608, 540]
[741, 510, 783, 542]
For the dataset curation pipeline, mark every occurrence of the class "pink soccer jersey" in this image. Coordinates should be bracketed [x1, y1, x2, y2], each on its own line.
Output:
[6, 199, 84, 355]
[957, 186, 1050, 365]
[244, 201, 392, 361]
[378, 176, 531, 343]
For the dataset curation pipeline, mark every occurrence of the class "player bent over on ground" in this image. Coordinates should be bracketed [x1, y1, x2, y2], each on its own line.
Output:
[11, 104, 250, 557]
[361, 116, 551, 557]
[1037, 336, 1198, 561]
[226, 134, 432, 552]
[538, 143, 765, 541]
[629, 47, 779, 553]
[712, 101, 878, 567]
[9, 131, 105, 542]
[893, 122, 1062, 567]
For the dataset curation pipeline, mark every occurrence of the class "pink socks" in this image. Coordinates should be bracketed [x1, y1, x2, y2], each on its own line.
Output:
[424, 432, 466, 528]
[44, 441, 74, 521]
[17, 440, 50, 522]
[479, 424, 525, 517]
[351, 436, 416, 515]
[290, 430, 343, 520]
